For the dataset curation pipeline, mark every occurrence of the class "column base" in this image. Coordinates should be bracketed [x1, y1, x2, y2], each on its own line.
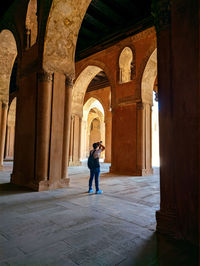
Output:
[109, 166, 153, 176]
[11, 172, 70, 191]
[156, 209, 181, 240]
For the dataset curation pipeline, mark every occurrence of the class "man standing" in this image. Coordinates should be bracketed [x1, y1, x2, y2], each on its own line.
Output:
[88, 141, 105, 194]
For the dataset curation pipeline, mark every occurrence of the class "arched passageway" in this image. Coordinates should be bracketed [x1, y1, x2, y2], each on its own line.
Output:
[141, 48, 159, 168]
[69, 65, 111, 166]
[82, 97, 105, 161]
[0, 0, 199, 254]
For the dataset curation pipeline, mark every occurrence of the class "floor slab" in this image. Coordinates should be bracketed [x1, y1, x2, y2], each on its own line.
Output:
[0, 163, 197, 265]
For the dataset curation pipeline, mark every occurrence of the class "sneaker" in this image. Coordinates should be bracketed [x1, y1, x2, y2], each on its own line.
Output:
[88, 189, 93, 193]
[96, 190, 103, 194]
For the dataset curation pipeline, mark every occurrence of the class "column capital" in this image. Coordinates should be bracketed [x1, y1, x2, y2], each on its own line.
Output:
[2, 102, 8, 108]
[37, 71, 53, 82]
[0, 101, 8, 109]
[65, 75, 74, 88]
[152, 0, 171, 32]
[136, 102, 145, 110]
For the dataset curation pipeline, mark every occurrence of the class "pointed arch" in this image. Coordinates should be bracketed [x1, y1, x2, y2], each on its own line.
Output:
[0, 30, 17, 103]
[43, 0, 92, 75]
[81, 97, 105, 160]
[25, 0, 38, 48]
[141, 48, 157, 104]
[72, 65, 102, 116]
[119, 47, 133, 83]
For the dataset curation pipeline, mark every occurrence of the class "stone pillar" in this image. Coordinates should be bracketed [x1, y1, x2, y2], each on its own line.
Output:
[4, 126, 15, 160]
[78, 116, 82, 164]
[153, 0, 200, 245]
[136, 102, 153, 175]
[104, 111, 112, 163]
[61, 77, 73, 180]
[136, 103, 145, 173]
[80, 119, 87, 160]
[68, 114, 82, 166]
[69, 115, 75, 165]
[35, 71, 52, 183]
[0, 102, 8, 168]
[153, 0, 179, 240]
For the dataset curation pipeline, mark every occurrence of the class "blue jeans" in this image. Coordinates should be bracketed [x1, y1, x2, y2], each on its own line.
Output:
[89, 167, 100, 191]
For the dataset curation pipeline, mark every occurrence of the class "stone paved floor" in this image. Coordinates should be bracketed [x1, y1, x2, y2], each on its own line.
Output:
[0, 163, 197, 265]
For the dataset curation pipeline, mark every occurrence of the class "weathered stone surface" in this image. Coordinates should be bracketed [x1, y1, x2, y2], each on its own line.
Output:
[43, 0, 92, 76]
[0, 30, 17, 103]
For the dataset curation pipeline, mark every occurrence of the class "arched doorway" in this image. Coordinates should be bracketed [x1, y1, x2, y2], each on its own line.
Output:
[82, 97, 105, 161]
[69, 65, 111, 166]
[141, 48, 159, 170]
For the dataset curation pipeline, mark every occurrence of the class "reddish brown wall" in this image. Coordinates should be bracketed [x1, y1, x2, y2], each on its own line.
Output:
[111, 103, 137, 174]
[76, 27, 156, 175]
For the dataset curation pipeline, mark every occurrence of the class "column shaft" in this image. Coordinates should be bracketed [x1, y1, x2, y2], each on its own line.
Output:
[35, 71, 52, 182]
[0, 102, 8, 167]
[104, 112, 112, 163]
[78, 117, 82, 163]
[61, 77, 73, 179]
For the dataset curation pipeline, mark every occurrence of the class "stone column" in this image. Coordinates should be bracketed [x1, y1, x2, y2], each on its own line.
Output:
[0, 102, 8, 168]
[153, 0, 200, 244]
[35, 71, 52, 182]
[136, 103, 145, 173]
[81, 119, 87, 160]
[78, 116, 82, 164]
[152, 0, 179, 239]
[61, 77, 73, 180]
[68, 114, 82, 166]
[69, 115, 75, 165]
[104, 111, 112, 163]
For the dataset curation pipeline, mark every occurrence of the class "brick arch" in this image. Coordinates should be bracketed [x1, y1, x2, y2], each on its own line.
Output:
[75, 59, 115, 109]
[72, 65, 102, 116]
[136, 41, 157, 100]
[25, 0, 38, 48]
[76, 59, 115, 90]
[141, 48, 157, 104]
[82, 97, 105, 160]
[84, 91, 110, 117]
[83, 97, 105, 119]
[43, 0, 92, 77]
[0, 29, 18, 103]
[72, 59, 115, 116]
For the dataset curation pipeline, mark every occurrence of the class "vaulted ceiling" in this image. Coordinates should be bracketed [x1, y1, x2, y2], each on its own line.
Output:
[75, 0, 153, 61]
